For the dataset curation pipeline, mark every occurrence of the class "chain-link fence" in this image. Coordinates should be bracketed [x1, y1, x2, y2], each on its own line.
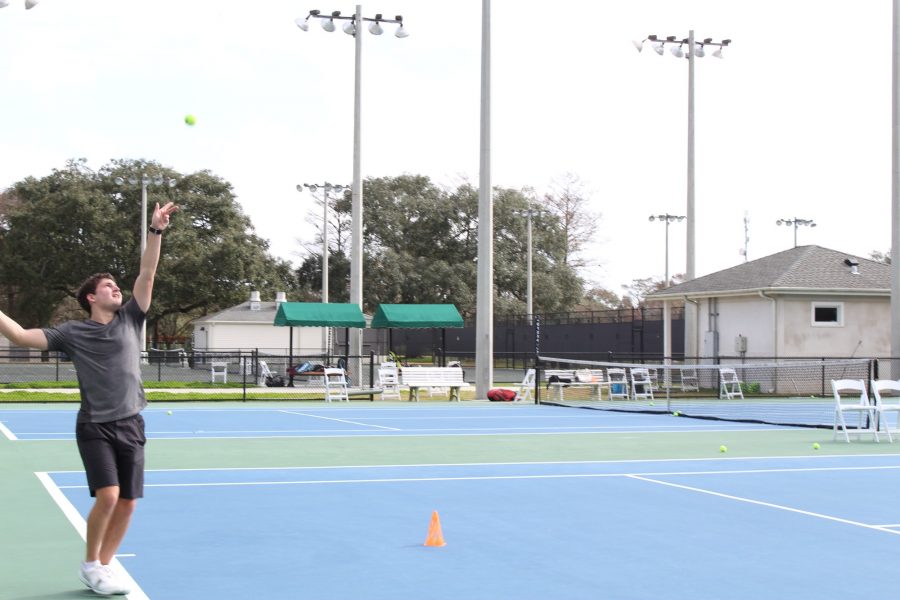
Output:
[0, 350, 387, 400]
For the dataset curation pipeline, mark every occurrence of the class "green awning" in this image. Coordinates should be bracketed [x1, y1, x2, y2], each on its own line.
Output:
[274, 303, 366, 328]
[370, 304, 464, 329]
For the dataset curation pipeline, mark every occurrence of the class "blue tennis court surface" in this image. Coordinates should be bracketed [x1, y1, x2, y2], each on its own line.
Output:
[1, 404, 788, 440]
[42, 455, 900, 599]
[7, 403, 900, 599]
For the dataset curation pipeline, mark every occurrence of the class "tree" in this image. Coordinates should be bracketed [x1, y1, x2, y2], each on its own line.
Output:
[621, 274, 685, 308]
[870, 250, 891, 265]
[542, 173, 600, 268]
[578, 287, 630, 310]
[310, 175, 586, 317]
[0, 159, 299, 342]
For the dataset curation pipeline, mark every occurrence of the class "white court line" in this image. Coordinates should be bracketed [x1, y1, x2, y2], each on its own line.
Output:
[277, 410, 400, 430]
[52, 463, 900, 490]
[43, 453, 900, 474]
[34, 472, 150, 600]
[14, 423, 763, 435]
[627, 473, 900, 537]
[0, 420, 18, 440]
[14, 426, 794, 442]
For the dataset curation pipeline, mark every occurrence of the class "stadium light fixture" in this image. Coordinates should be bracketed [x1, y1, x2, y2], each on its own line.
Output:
[776, 217, 816, 248]
[295, 5, 409, 373]
[0, 0, 40, 9]
[649, 213, 686, 288]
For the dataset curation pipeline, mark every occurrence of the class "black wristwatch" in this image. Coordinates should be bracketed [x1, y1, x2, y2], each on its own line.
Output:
[148, 226, 164, 235]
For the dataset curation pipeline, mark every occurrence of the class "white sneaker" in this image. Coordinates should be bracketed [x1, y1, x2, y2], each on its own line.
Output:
[79, 563, 131, 596]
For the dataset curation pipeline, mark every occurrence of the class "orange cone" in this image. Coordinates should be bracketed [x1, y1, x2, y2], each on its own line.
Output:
[424, 510, 446, 547]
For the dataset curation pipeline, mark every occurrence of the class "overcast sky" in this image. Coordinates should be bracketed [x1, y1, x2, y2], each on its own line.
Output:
[0, 0, 892, 297]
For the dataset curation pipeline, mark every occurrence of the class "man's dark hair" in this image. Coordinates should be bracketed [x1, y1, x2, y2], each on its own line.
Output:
[77, 272, 116, 314]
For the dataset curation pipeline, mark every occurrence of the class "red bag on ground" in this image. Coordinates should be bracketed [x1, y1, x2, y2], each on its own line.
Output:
[487, 388, 517, 402]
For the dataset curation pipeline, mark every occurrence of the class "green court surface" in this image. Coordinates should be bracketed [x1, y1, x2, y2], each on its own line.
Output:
[2, 401, 899, 599]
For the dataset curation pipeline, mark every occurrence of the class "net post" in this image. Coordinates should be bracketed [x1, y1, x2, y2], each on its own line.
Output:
[534, 358, 541, 405]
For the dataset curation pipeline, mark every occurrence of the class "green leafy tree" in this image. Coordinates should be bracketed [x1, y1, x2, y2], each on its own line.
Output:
[0, 159, 299, 342]
[307, 174, 585, 317]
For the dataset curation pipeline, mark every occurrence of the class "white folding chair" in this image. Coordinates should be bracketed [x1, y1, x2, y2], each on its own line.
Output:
[831, 379, 879, 443]
[607, 368, 629, 400]
[210, 361, 228, 384]
[517, 369, 536, 402]
[631, 368, 654, 401]
[719, 368, 744, 400]
[680, 367, 699, 392]
[378, 363, 402, 401]
[646, 367, 659, 391]
[871, 379, 900, 443]
[324, 367, 350, 402]
[257, 360, 274, 387]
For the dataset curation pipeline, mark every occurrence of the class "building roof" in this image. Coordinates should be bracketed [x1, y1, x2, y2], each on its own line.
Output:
[649, 245, 890, 299]
[193, 301, 282, 324]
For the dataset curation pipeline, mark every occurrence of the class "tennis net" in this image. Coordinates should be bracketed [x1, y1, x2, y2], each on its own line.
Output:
[535, 356, 874, 428]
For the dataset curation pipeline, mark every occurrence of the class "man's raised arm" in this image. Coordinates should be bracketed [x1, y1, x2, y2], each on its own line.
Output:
[132, 201, 177, 314]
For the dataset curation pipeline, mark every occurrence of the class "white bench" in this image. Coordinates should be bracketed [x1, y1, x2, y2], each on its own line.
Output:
[543, 369, 607, 401]
[401, 367, 467, 402]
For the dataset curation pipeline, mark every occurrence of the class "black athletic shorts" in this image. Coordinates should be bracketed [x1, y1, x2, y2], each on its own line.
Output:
[75, 413, 146, 499]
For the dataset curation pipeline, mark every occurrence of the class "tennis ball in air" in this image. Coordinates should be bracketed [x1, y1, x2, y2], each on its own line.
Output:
[184, 114, 197, 126]
[813, 442, 820, 450]
[167, 410, 173, 416]
[719, 445, 727, 453]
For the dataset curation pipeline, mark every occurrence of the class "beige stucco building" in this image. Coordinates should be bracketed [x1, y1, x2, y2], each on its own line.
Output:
[191, 291, 325, 354]
[649, 246, 891, 361]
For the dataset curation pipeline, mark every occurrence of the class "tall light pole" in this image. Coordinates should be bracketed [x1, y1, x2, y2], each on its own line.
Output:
[892, 0, 900, 366]
[114, 174, 178, 353]
[648, 213, 685, 287]
[514, 208, 542, 323]
[296, 7, 408, 369]
[775, 217, 816, 248]
[475, 0, 492, 399]
[634, 32, 731, 361]
[298, 182, 346, 354]
[297, 182, 346, 303]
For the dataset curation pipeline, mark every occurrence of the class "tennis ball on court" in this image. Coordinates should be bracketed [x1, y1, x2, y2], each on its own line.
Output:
[649, 401, 655, 406]
[813, 442, 820, 450]
[673, 411, 680, 417]
[719, 445, 727, 453]
[184, 114, 197, 126]
[167, 410, 173, 415]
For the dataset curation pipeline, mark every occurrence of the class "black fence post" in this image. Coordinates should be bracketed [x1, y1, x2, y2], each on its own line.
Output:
[369, 351, 376, 401]
[241, 351, 247, 402]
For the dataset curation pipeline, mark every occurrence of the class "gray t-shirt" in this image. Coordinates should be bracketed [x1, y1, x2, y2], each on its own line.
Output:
[43, 298, 147, 423]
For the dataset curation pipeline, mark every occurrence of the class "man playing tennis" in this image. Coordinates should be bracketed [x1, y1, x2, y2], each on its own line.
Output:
[0, 200, 176, 595]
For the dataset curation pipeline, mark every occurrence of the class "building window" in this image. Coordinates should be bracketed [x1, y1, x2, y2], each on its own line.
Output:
[811, 302, 843, 327]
